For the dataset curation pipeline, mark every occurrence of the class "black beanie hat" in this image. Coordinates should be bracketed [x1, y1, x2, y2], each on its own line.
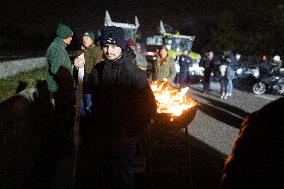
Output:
[56, 23, 73, 39]
[100, 26, 127, 50]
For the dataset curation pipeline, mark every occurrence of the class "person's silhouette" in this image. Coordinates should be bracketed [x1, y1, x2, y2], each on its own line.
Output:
[221, 97, 284, 189]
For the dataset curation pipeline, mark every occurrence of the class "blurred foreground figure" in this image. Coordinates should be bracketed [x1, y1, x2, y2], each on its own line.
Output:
[221, 97, 284, 189]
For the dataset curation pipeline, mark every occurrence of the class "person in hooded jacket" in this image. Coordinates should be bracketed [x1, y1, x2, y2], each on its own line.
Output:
[46, 23, 74, 94]
[77, 26, 157, 189]
[46, 23, 75, 157]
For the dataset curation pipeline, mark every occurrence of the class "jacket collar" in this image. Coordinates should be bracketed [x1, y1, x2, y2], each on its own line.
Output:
[105, 47, 136, 67]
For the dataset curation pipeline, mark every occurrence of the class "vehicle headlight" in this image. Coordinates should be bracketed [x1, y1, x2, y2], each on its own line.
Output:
[236, 68, 242, 74]
[253, 71, 259, 78]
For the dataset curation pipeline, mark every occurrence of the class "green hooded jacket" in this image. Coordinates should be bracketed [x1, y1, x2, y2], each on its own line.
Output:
[46, 37, 73, 93]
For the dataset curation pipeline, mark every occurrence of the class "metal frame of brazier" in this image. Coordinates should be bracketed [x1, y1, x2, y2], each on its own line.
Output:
[145, 106, 198, 189]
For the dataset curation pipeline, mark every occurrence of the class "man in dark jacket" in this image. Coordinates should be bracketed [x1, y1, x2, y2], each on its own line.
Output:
[77, 26, 157, 189]
[203, 51, 214, 93]
[179, 49, 192, 88]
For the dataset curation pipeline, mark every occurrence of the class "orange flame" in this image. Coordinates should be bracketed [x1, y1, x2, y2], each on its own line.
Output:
[150, 81, 197, 117]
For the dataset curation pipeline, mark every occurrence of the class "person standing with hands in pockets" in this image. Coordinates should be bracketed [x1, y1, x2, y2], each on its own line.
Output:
[151, 46, 176, 83]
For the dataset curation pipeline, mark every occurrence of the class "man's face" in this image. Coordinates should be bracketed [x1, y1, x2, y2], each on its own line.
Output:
[63, 36, 72, 45]
[83, 36, 93, 48]
[102, 44, 122, 60]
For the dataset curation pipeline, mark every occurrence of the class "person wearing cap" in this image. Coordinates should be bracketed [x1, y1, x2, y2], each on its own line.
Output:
[46, 23, 75, 157]
[77, 26, 156, 189]
[74, 31, 103, 117]
[75, 31, 104, 73]
[46, 23, 74, 93]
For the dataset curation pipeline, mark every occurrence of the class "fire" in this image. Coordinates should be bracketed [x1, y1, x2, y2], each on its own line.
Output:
[150, 81, 197, 117]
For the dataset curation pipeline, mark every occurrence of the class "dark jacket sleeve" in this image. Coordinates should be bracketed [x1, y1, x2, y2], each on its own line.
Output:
[126, 66, 157, 137]
[84, 61, 104, 94]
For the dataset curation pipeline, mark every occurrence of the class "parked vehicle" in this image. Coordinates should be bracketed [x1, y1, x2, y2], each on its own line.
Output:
[253, 75, 284, 95]
[238, 65, 260, 80]
[104, 10, 140, 41]
[252, 67, 284, 95]
[233, 64, 260, 91]
[145, 21, 202, 78]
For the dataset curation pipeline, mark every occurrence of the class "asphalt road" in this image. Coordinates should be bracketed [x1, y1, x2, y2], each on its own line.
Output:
[188, 81, 281, 155]
[0, 81, 281, 189]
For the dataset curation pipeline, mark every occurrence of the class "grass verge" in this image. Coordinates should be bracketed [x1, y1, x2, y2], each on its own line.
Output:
[0, 68, 46, 103]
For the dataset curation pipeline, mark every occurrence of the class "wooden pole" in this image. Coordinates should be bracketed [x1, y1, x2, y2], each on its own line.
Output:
[73, 59, 84, 188]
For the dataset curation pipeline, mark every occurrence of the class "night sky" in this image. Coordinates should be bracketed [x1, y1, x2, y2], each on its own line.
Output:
[0, 0, 231, 38]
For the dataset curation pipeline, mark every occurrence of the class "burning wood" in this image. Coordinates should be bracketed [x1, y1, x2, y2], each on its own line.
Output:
[150, 81, 197, 119]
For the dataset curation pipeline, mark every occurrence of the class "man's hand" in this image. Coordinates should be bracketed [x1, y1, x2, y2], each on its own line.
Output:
[74, 53, 85, 69]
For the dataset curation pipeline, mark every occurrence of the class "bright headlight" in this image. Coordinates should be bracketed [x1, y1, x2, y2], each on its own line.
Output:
[236, 68, 242, 74]
[253, 70, 259, 78]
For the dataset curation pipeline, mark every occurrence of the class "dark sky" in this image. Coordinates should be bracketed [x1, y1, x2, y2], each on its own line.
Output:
[0, 0, 230, 38]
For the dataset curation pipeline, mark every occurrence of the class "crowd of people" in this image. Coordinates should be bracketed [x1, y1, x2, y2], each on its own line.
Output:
[200, 51, 240, 99]
[198, 51, 283, 99]
[44, 22, 283, 188]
